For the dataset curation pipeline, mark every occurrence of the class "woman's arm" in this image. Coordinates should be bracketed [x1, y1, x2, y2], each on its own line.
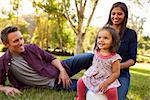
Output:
[120, 59, 135, 69]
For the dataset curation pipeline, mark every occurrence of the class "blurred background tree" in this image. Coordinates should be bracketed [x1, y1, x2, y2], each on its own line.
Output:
[0, 0, 149, 61]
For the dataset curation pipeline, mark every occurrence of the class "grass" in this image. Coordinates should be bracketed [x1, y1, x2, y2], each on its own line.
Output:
[0, 56, 150, 100]
[127, 67, 150, 100]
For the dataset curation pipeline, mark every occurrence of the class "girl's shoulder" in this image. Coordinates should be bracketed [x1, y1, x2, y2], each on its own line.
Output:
[111, 53, 122, 63]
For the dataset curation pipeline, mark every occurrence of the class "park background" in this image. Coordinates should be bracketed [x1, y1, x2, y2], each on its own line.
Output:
[0, 0, 150, 100]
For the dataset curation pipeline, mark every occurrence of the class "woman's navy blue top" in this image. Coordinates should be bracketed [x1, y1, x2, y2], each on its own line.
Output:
[117, 28, 137, 78]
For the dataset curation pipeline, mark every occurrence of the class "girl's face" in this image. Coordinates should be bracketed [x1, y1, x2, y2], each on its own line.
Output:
[111, 7, 125, 25]
[97, 30, 112, 51]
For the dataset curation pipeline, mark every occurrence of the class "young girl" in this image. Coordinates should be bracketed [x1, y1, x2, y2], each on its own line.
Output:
[75, 25, 122, 100]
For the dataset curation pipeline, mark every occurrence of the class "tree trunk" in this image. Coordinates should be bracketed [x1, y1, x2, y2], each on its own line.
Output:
[76, 33, 84, 54]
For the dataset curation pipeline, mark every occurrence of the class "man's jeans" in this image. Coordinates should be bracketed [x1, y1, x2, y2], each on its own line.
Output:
[63, 53, 94, 77]
[118, 76, 130, 100]
[54, 53, 94, 91]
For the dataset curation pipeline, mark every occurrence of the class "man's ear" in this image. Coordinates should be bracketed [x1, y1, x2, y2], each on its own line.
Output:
[3, 41, 9, 48]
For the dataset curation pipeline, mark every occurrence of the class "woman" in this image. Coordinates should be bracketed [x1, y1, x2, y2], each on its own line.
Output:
[105, 2, 137, 100]
[66, 2, 137, 100]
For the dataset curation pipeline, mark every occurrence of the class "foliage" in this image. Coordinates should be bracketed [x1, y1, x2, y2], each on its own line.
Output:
[0, 18, 29, 43]
[0, 44, 4, 51]
[138, 36, 150, 50]
[137, 54, 150, 63]
[83, 26, 98, 51]
[31, 1, 76, 51]
[128, 14, 146, 36]
[32, 0, 100, 54]
[62, 0, 99, 54]
[137, 35, 150, 63]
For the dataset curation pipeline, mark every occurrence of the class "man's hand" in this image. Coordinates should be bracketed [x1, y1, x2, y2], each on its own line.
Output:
[58, 69, 72, 88]
[1, 86, 22, 97]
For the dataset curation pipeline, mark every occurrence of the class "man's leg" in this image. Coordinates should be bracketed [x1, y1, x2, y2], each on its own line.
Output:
[63, 53, 94, 77]
[118, 77, 130, 100]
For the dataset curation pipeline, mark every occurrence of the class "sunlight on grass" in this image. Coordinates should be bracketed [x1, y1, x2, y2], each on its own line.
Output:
[128, 66, 150, 100]
[130, 70, 150, 76]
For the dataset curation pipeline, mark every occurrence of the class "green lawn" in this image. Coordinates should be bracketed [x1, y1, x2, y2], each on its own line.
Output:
[127, 66, 150, 100]
[0, 56, 149, 100]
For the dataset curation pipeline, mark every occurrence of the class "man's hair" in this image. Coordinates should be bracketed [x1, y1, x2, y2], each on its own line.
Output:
[94, 25, 120, 52]
[1, 26, 19, 43]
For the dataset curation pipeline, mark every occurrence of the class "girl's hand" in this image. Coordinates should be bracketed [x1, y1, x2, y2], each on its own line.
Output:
[99, 82, 109, 92]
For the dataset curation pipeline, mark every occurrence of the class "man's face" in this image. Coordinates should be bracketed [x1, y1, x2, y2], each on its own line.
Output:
[5, 31, 25, 55]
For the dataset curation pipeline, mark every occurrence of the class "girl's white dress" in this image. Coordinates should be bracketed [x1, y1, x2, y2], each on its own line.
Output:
[82, 51, 122, 94]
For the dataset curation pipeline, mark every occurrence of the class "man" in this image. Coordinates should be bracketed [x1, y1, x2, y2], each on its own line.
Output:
[0, 26, 93, 96]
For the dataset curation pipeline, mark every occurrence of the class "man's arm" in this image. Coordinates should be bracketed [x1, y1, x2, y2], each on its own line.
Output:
[51, 59, 71, 88]
[0, 85, 21, 96]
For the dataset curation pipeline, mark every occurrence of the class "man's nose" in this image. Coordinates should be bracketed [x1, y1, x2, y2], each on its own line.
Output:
[19, 39, 24, 44]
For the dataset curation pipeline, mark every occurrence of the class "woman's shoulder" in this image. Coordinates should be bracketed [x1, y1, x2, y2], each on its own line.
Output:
[124, 27, 137, 38]
[125, 27, 136, 34]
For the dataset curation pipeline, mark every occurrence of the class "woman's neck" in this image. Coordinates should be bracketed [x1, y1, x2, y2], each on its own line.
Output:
[112, 25, 121, 33]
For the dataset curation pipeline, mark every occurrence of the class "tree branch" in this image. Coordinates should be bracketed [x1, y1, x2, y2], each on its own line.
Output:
[75, 0, 79, 21]
[83, 0, 99, 36]
[63, 0, 78, 34]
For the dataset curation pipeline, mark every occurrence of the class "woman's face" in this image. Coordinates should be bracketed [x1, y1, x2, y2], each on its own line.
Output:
[111, 7, 125, 25]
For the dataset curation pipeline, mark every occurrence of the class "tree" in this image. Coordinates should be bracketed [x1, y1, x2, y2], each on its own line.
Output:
[32, 0, 99, 54]
[128, 14, 146, 40]
[62, 0, 99, 53]
[10, 0, 22, 25]
[32, 0, 75, 52]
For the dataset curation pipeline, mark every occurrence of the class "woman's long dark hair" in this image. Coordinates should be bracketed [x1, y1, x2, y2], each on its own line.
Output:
[106, 2, 128, 39]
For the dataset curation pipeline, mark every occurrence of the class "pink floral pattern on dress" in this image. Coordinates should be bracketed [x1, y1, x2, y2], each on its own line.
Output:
[82, 52, 122, 94]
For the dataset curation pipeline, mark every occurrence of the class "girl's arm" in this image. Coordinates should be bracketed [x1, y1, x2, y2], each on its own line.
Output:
[99, 60, 120, 91]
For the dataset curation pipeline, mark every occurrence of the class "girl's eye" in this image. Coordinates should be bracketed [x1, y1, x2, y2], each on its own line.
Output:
[98, 36, 101, 39]
[104, 37, 108, 39]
